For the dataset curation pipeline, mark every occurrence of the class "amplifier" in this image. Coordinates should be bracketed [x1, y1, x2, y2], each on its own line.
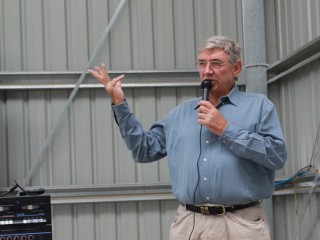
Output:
[0, 195, 52, 240]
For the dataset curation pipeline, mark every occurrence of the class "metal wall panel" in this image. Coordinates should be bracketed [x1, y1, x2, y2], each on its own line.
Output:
[21, 0, 45, 70]
[269, 59, 320, 179]
[264, 3, 320, 237]
[0, 0, 243, 71]
[43, 0, 69, 70]
[2, 86, 199, 187]
[51, 200, 178, 240]
[272, 0, 320, 60]
[273, 194, 320, 240]
[0, 0, 244, 189]
[268, 57, 320, 240]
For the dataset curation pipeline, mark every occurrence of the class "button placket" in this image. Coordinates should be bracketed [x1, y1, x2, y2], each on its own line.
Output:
[198, 132, 213, 202]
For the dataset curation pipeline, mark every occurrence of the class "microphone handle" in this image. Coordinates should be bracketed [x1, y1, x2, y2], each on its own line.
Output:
[202, 88, 209, 101]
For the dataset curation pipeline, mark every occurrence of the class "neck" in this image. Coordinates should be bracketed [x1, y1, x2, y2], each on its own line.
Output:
[209, 85, 234, 106]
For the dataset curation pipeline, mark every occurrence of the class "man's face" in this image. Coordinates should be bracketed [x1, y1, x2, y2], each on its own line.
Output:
[197, 48, 242, 97]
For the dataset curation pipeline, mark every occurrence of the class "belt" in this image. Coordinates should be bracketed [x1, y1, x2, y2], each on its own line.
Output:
[184, 201, 260, 216]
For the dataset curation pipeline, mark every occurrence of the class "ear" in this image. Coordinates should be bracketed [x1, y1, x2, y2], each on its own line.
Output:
[233, 59, 242, 77]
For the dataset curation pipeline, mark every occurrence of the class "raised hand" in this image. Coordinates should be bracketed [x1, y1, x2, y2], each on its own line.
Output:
[88, 63, 125, 105]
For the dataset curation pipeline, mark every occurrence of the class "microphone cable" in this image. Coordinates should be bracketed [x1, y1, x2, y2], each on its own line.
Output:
[188, 80, 212, 239]
[188, 125, 204, 240]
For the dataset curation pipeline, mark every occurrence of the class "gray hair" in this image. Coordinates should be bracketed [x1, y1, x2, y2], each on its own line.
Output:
[198, 36, 241, 64]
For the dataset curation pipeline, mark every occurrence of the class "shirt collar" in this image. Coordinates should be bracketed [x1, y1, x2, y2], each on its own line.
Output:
[194, 84, 240, 110]
[216, 84, 239, 108]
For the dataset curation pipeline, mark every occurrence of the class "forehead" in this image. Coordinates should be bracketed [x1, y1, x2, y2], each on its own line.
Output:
[197, 48, 228, 60]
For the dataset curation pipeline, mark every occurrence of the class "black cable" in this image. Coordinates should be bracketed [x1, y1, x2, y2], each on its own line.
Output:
[0, 183, 18, 197]
[188, 125, 203, 240]
[14, 180, 29, 195]
[0, 180, 45, 197]
[0, 180, 25, 197]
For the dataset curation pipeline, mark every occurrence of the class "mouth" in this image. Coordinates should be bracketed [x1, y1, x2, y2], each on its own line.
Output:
[202, 79, 216, 83]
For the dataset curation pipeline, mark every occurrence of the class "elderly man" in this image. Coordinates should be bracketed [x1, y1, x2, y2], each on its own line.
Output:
[88, 35, 287, 240]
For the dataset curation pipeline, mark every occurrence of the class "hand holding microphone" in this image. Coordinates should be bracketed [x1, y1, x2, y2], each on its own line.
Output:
[197, 79, 227, 136]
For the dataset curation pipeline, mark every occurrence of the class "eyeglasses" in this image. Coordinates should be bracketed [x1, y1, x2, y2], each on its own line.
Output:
[196, 60, 227, 70]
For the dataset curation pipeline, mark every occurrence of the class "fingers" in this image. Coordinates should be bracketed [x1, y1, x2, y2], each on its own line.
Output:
[197, 102, 216, 123]
[88, 64, 126, 92]
[88, 63, 110, 83]
[101, 63, 109, 81]
[87, 69, 99, 79]
[113, 74, 125, 83]
[197, 101, 213, 114]
[197, 100, 212, 108]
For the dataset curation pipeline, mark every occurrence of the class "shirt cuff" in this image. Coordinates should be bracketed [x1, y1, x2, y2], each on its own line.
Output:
[111, 100, 131, 122]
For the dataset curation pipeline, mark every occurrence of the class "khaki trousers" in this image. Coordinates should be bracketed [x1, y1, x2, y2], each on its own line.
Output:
[169, 204, 270, 240]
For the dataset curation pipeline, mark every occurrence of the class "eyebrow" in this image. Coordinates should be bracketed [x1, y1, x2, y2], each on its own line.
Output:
[197, 57, 222, 61]
[197, 59, 223, 62]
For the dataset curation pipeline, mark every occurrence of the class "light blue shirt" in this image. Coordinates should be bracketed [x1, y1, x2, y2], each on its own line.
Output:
[112, 85, 287, 205]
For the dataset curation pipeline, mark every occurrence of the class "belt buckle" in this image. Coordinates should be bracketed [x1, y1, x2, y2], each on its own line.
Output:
[215, 204, 226, 215]
[200, 205, 226, 215]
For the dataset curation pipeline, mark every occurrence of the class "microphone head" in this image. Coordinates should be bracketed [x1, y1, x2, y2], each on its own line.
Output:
[201, 79, 212, 90]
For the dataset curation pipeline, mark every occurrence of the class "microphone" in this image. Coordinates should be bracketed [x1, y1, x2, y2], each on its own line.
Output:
[194, 80, 212, 110]
[201, 79, 212, 101]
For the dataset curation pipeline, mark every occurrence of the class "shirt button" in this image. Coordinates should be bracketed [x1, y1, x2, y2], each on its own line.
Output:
[203, 158, 207, 162]
[203, 177, 207, 181]
[206, 197, 210, 200]
[206, 140, 209, 144]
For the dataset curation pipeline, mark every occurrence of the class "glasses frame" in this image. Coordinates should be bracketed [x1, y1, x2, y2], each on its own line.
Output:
[196, 60, 228, 70]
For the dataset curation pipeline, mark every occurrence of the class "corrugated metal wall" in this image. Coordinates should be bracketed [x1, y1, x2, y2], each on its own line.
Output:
[0, 0, 243, 71]
[264, 0, 320, 63]
[1, 0, 320, 239]
[267, 1, 320, 239]
[268, 59, 320, 240]
[273, 0, 320, 59]
[1, 85, 202, 186]
[52, 200, 178, 240]
[266, 0, 320, 178]
[0, 0, 243, 185]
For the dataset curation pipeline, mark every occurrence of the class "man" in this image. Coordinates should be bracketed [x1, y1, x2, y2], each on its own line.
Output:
[88, 36, 287, 240]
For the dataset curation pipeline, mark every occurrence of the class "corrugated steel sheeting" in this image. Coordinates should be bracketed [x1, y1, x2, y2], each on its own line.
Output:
[269, 58, 320, 240]
[273, 0, 320, 59]
[0, 85, 200, 186]
[52, 200, 178, 240]
[0, 0, 243, 71]
[266, 3, 320, 237]
[270, 60, 320, 177]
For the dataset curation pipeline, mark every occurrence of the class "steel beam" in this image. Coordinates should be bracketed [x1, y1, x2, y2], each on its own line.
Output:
[0, 70, 200, 90]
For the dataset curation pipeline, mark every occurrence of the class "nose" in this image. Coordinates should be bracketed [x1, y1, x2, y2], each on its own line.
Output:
[203, 62, 213, 74]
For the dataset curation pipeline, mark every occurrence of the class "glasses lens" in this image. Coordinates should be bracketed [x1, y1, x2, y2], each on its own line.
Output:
[197, 60, 226, 69]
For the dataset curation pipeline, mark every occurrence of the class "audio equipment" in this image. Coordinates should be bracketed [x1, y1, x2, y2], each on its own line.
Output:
[0, 195, 52, 240]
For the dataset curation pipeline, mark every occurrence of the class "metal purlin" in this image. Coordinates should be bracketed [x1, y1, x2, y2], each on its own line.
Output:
[23, 0, 128, 187]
